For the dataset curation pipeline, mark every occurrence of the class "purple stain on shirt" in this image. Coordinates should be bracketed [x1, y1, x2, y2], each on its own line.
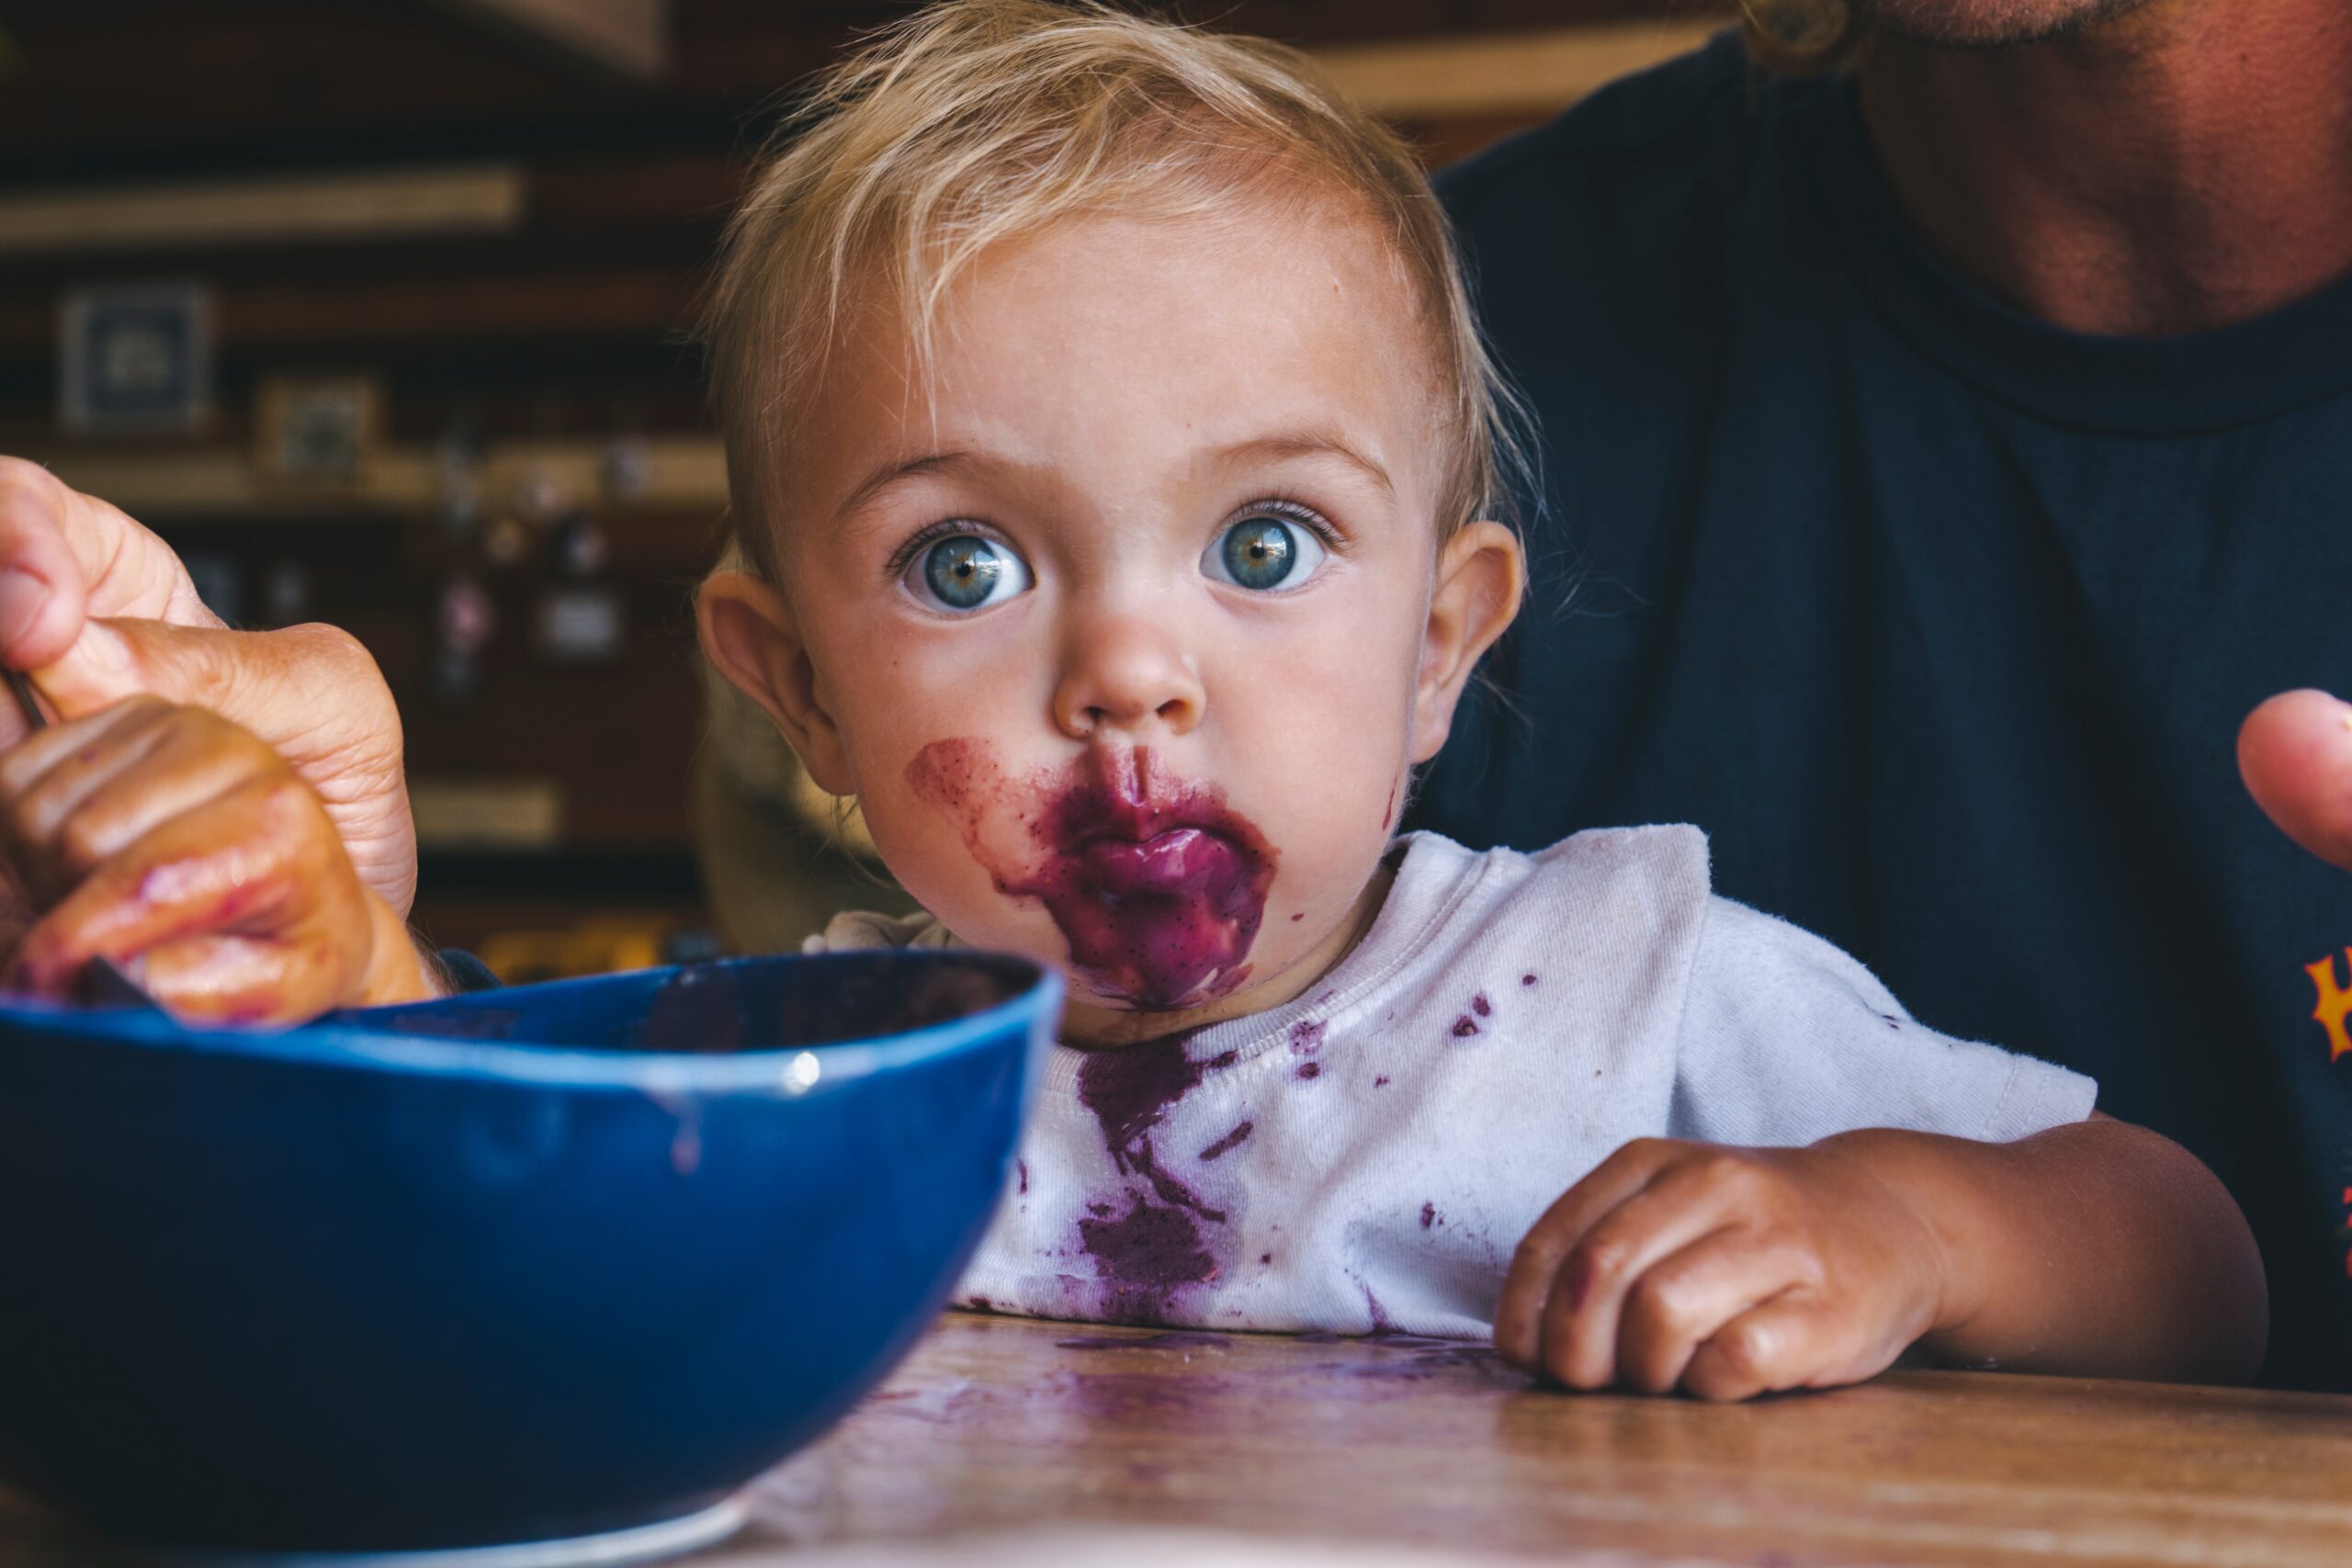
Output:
[1419, 1201, 1437, 1230]
[1077, 1036, 1208, 1154]
[1470, 993, 1491, 1018]
[1521, 973, 1537, 987]
[1072, 1035, 1238, 1321]
[1198, 1120, 1254, 1161]
[1078, 1195, 1221, 1321]
[1287, 1019, 1325, 1055]
[1017, 1158, 1029, 1195]
[1373, 1075, 1391, 1088]
[1450, 1015, 1479, 1039]
[1295, 1061, 1322, 1081]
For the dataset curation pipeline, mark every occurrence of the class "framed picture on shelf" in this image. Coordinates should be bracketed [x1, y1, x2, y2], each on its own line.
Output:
[254, 374, 386, 488]
[58, 282, 213, 434]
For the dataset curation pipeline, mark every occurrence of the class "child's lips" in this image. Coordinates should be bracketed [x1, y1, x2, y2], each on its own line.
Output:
[1079, 826, 1240, 897]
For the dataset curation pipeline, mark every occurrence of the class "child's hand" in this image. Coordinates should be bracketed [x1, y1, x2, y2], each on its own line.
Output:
[1495, 1137, 1947, 1402]
[0, 695, 436, 1023]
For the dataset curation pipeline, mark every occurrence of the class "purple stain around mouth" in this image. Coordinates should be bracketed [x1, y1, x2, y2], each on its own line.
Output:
[907, 738, 1278, 1010]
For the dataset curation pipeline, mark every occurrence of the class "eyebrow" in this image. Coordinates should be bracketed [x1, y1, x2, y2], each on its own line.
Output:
[1206, 432, 1396, 498]
[834, 449, 977, 522]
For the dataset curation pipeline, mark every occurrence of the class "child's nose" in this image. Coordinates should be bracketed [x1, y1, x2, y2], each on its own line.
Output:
[1052, 613, 1205, 740]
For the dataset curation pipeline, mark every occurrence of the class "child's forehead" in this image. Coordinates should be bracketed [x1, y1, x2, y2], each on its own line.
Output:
[810, 206, 1445, 457]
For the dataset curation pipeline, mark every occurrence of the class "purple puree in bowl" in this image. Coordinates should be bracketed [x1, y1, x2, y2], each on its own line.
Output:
[908, 739, 1278, 1010]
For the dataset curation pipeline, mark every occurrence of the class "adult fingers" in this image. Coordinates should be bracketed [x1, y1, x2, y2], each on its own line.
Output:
[2238, 688, 2352, 872]
[0, 697, 185, 901]
[18, 714, 277, 891]
[9, 773, 313, 997]
[34, 618, 416, 916]
[1612, 1230, 1821, 1395]
[0, 459, 217, 672]
[1498, 1138, 1682, 1369]
[137, 932, 352, 1027]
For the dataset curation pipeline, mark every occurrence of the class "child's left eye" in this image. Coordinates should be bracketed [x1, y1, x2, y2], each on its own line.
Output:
[1203, 513, 1329, 592]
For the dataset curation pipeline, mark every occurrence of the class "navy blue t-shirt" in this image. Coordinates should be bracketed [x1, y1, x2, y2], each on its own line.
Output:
[1417, 34, 2352, 1391]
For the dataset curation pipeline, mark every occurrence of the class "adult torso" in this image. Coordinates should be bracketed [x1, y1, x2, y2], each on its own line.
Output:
[1418, 34, 2352, 1391]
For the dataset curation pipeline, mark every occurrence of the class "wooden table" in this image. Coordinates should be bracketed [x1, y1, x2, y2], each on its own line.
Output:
[6, 1313, 2349, 1566]
[710, 1314, 2352, 1568]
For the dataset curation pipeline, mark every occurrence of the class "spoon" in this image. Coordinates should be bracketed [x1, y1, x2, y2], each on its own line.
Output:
[2, 669, 159, 1011]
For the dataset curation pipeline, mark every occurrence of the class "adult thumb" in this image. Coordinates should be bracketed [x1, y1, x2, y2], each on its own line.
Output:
[2238, 688, 2352, 874]
[28, 616, 419, 917]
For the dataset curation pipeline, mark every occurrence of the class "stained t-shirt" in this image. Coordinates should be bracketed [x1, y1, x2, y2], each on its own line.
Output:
[809, 829, 2094, 1336]
[1412, 33, 2352, 1388]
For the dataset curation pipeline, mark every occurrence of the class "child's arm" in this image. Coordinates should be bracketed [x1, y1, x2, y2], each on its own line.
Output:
[1494, 1114, 2266, 1399]
[0, 695, 442, 1022]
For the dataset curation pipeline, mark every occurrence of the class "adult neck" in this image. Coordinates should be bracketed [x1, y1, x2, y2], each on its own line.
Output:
[1855, 0, 2352, 336]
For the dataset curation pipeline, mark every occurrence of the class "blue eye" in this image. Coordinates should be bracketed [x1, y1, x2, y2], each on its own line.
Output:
[1205, 513, 1329, 592]
[909, 533, 1032, 613]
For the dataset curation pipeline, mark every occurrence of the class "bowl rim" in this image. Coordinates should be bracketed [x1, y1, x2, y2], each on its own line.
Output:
[0, 951, 1063, 1093]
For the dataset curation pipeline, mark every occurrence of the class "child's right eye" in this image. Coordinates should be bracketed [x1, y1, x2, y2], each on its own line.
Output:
[906, 533, 1033, 614]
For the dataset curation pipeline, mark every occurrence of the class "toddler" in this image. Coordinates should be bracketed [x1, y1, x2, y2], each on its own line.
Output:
[0, 0, 2265, 1399]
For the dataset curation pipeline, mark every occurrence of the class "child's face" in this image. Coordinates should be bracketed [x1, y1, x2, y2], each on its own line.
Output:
[704, 203, 1520, 1042]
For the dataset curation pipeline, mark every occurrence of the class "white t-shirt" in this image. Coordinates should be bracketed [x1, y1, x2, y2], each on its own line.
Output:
[807, 828, 2097, 1337]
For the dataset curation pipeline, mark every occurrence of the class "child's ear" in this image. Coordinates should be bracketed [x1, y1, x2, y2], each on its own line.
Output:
[1409, 521, 1524, 764]
[696, 570, 857, 796]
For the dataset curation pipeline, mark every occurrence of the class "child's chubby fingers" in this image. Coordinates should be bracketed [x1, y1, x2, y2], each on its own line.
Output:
[0, 698, 277, 898]
[1532, 1151, 1766, 1390]
[1611, 1230, 1825, 1395]
[1498, 1137, 1685, 1369]
[1679, 1294, 1861, 1404]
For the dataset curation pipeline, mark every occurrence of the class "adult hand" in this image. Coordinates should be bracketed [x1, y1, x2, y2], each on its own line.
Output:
[2240, 689, 2352, 872]
[0, 697, 436, 1021]
[0, 458, 414, 915]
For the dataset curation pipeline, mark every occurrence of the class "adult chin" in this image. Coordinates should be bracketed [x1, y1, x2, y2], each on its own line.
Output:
[1852, 0, 2155, 49]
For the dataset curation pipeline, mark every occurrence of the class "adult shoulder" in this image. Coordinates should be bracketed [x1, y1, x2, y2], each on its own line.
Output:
[1430, 30, 1813, 410]
[1435, 28, 1760, 228]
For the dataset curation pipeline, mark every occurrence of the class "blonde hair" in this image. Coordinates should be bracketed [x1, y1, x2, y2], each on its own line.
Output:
[699, 0, 1530, 581]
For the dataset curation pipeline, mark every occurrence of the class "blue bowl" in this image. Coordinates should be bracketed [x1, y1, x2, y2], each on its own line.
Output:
[0, 950, 1059, 1564]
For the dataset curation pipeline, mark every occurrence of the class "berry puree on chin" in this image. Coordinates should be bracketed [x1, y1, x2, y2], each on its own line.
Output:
[906, 738, 1279, 1010]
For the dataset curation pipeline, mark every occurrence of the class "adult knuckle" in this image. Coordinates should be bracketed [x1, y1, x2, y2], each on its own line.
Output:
[0, 457, 58, 510]
[53, 812, 111, 874]
[286, 622, 380, 682]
